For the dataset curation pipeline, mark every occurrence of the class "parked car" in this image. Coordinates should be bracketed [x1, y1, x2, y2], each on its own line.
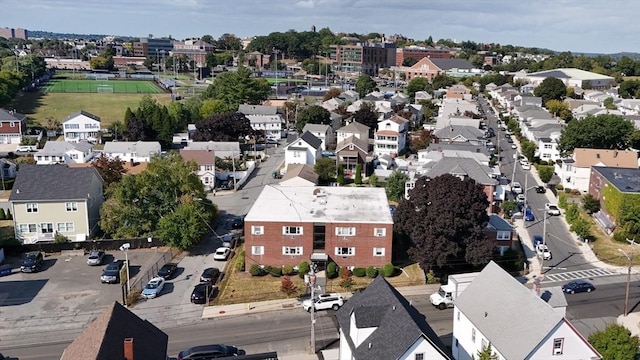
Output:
[200, 267, 221, 283]
[101, 260, 124, 284]
[229, 216, 244, 229]
[191, 283, 217, 304]
[562, 280, 595, 294]
[533, 234, 544, 248]
[524, 206, 535, 221]
[535, 186, 546, 194]
[536, 244, 552, 260]
[302, 293, 345, 312]
[157, 263, 178, 279]
[86, 250, 105, 266]
[213, 247, 231, 261]
[177, 344, 242, 360]
[21, 251, 44, 273]
[16, 145, 37, 152]
[516, 194, 526, 203]
[545, 203, 561, 216]
[141, 277, 165, 299]
[520, 159, 531, 170]
[511, 143, 518, 149]
[512, 182, 523, 194]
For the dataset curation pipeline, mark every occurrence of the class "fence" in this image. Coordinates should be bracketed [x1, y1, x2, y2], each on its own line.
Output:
[123, 247, 179, 303]
[1, 237, 165, 256]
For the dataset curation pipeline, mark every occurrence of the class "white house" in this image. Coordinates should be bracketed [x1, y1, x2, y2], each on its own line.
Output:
[62, 110, 101, 143]
[102, 141, 161, 163]
[246, 114, 284, 140]
[35, 141, 96, 165]
[284, 131, 322, 171]
[180, 149, 216, 191]
[374, 115, 409, 157]
[452, 261, 601, 360]
[302, 123, 335, 151]
[336, 121, 370, 146]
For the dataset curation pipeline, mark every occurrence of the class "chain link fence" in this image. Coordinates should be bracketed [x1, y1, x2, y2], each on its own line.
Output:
[122, 248, 179, 304]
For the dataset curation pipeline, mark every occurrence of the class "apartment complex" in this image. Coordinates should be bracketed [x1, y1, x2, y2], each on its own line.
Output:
[0, 27, 28, 40]
[330, 42, 396, 76]
[133, 35, 174, 58]
[395, 45, 451, 66]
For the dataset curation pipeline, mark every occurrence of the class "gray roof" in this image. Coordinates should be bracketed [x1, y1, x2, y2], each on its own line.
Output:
[430, 58, 474, 70]
[302, 123, 331, 134]
[592, 166, 640, 193]
[540, 286, 568, 309]
[103, 141, 161, 158]
[185, 141, 241, 158]
[0, 108, 26, 121]
[338, 121, 370, 134]
[39, 141, 93, 155]
[434, 125, 484, 141]
[238, 104, 279, 115]
[422, 157, 498, 185]
[298, 131, 322, 150]
[10, 164, 101, 202]
[455, 261, 563, 360]
[62, 110, 100, 123]
[486, 214, 513, 231]
[336, 276, 450, 360]
[426, 142, 491, 157]
[336, 135, 368, 153]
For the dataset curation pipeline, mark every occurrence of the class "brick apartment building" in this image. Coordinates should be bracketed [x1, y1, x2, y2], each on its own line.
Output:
[244, 185, 393, 270]
[0, 27, 28, 40]
[330, 42, 396, 76]
[395, 45, 451, 66]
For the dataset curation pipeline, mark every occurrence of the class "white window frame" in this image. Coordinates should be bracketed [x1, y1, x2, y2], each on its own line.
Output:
[26, 203, 38, 213]
[251, 226, 264, 235]
[251, 246, 264, 256]
[66, 202, 78, 212]
[283, 226, 303, 235]
[496, 231, 511, 240]
[335, 227, 356, 236]
[471, 328, 476, 343]
[374, 228, 386, 237]
[282, 246, 303, 255]
[57, 222, 75, 232]
[18, 223, 37, 233]
[40, 223, 54, 233]
[415, 354, 424, 360]
[373, 247, 385, 257]
[335, 247, 355, 256]
[552, 338, 564, 355]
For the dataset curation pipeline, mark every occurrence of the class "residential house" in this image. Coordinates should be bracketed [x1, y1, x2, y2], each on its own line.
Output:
[302, 123, 335, 151]
[35, 141, 96, 165]
[62, 110, 102, 143]
[337, 121, 371, 146]
[556, 149, 638, 193]
[186, 141, 240, 159]
[433, 126, 486, 146]
[0, 108, 28, 144]
[617, 99, 640, 116]
[446, 84, 472, 100]
[238, 104, 279, 116]
[61, 302, 168, 360]
[244, 185, 393, 269]
[336, 135, 369, 178]
[284, 131, 322, 171]
[435, 116, 481, 131]
[414, 91, 433, 103]
[589, 166, 640, 234]
[321, 97, 344, 113]
[405, 58, 477, 81]
[484, 214, 515, 255]
[246, 114, 284, 140]
[417, 146, 490, 167]
[279, 164, 318, 187]
[337, 276, 451, 360]
[438, 98, 479, 120]
[103, 141, 161, 163]
[452, 261, 601, 360]
[180, 149, 216, 192]
[374, 115, 408, 157]
[339, 90, 359, 103]
[10, 165, 104, 243]
[0, 158, 17, 179]
[404, 103, 424, 126]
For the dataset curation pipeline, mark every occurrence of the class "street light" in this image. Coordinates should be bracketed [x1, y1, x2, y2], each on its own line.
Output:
[119, 243, 131, 293]
[618, 248, 632, 317]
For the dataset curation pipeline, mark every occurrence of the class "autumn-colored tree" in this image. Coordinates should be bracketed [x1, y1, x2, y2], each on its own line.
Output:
[93, 155, 126, 189]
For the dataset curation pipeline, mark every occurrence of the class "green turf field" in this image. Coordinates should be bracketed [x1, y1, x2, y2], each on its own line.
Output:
[42, 79, 163, 94]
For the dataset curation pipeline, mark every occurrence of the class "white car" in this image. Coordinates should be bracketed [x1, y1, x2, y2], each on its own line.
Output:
[213, 247, 231, 261]
[302, 293, 344, 312]
[545, 203, 561, 216]
[536, 244, 552, 260]
[520, 160, 531, 170]
[512, 182, 523, 194]
[516, 194, 526, 203]
[141, 277, 165, 299]
[511, 143, 517, 149]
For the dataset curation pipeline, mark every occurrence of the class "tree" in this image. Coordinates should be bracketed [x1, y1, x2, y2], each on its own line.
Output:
[124, 117, 149, 141]
[570, 217, 592, 240]
[353, 103, 378, 138]
[200, 99, 232, 118]
[368, 174, 378, 187]
[603, 97, 617, 110]
[557, 114, 635, 156]
[520, 140, 537, 161]
[322, 88, 341, 101]
[92, 155, 126, 189]
[545, 99, 572, 121]
[204, 66, 271, 106]
[588, 323, 640, 360]
[406, 77, 432, 100]
[192, 111, 254, 142]
[620, 80, 640, 99]
[431, 74, 456, 91]
[337, 164, 345, 185]
[409, 130, 432, 153]
[582, 194, 601, 214]
[394, 174, 493, 271]
[477, 343, 499, 360]
[314, 157, 336, 184]
[385, 171, 408, 201]
[631, 130, 640, 150]
[355, 74, 377, 98]
[402, 57, 418, 67]
[501, 200, 517, 218]
[537, 165, 554, 184]
[354, 164, 363, 185]
[534, 77, 567, 105]
[296, 105, 330, 132]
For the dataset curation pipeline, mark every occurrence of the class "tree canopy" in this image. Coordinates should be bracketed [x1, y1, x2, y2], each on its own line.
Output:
[296, 105, 331, 132]
[355, 74, 378, 98]
[192, 111, 254, 142]
[394, 174, 493, 271]
[385, 171, 409, 202]
[534, 77, 566, 105]
[203, 66, 271, 107]
[588, 323, 640, 360]
[353, 103, 378, 138]
[406, 77, 432, 100]
[314, 157, 336, 184]
[92, 156, 126, 190]
[557, 114, 635, 156]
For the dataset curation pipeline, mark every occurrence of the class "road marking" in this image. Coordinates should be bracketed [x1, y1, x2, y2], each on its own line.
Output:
[542, 268, 619, 283]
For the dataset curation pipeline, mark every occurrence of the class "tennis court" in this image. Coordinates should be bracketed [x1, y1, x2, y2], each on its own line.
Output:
[42, 79, 164, 94]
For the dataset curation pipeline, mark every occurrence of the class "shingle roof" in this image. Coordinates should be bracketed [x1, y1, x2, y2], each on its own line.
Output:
[10, 164, 102, 201]
[302, 123, 330, 134]
[39, 141, 94, 155]
[103, 141, 161, 158]
[455, 261, 563, 360]
[179, 149, 216, 165]
[280, 163, 319, 184]
[0, 108, 26, 121]
[422, 157, 497, 185]
[238, 104, 279, 115]
[486, 214, 513, 231]
[573, 148, 638, 168]
[61, 302, 168, 360]
[430, 58, 474, 70]
[336, 276, 450, 360]
[62, 110, 100, 123]
[298, 131, 322, 150]
[336, 135, 368, 153]
[433, 125, 484, 141]
[338, 121, 370, 134]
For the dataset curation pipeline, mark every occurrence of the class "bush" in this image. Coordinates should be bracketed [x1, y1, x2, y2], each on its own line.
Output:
[0, 208, 5, 220]
[366, 266, 378, 278]
[235, 251, 245, 271]
[282, 265, 294, 276]
[556, 184, 564, 191]
[381, 263, 396, 277]
[558, 193, 568, 209]
[426, 271, 438, 284]
[565, 203, 580, 224]
[249, 264, 265, 276]
[298, 261, 310, 279]
[280, 276, 297, 295]
[339, 267, 354, 289]
[269, 266, 282, 277]
[582, 194, 601, 214]
[54, 233, 69, 244]
[352, 267, 366, 277]
[326, 262, 338, 279]
[564, 188, 573, 193]
[571, 189, 581, 196]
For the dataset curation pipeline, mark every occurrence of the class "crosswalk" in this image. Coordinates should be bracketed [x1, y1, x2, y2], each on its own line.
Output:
[542, 268, 619, 283]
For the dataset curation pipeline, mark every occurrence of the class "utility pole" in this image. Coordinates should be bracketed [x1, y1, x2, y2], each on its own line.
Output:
[309, 265, 316, 354]
[619, 248, 632, 317]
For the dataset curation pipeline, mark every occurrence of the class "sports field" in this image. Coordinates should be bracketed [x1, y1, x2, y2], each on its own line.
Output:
[42, 79, 163, 94]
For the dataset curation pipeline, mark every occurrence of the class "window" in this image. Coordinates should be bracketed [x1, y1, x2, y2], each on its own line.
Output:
[335, 227, 356, 236]
[496, 231, 511, 240]
[57, 222, 75, 232]
[251, 226, 264, 235]
[66, 202, 78, 212]
[283, 226, 303, 235]
[251, 246, 264, 256]
[335, 247, 355, 256]
[71, 153, 78, 160]
[373, 247, 385, 256]
[471, 328, 476, 343]
[544, 144, 553, 149]
[552, 338, 564, 355]
[415, 354, 424, 360]
[481, 339, 488, 350]
[40, 223, 54, 233]
[205, 165, 213, 171]
[457, 309, 460, 320]
[26, 203, 38, 213]
[282, 246, 303, 255]
[18, 224, 37, 233]
[374, 228, 386, 237]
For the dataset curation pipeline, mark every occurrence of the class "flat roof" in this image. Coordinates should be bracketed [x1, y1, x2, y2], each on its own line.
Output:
[245, 185, 393, 224]
[593, 166, 640, 193]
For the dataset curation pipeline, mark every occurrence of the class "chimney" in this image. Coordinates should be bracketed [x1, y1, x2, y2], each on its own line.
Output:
[124, 338, 134, 360]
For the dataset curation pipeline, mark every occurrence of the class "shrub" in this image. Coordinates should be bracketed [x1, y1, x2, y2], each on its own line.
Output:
[366, 266, 378, 278]
[326, 262, 338, 279]
[269, 266, 282, 277]
[558, 193, 568, 209]
[339, 267, 354, 289]
[282, 265, 294, 276]
[381, 263, 396, 277]
[582, 194, 601, 214]
[0, 208, 5, 220]
[426, 271, 438, 284]
[298, 261, 310, 278]
[565, 203, 580, 224]
[54, 233, 69, 244]
[249, 264, 265, 276]
[235, 251, 245, 271]
[555, 184, 564, 191]
[352, 267, 366, 277]
[571, 189, 581, 196]
[280, 276, 297, 295]
[564, 188, 572, 193]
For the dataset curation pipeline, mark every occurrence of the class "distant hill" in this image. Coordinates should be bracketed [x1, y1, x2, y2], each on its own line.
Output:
[568, 51, 640, 60]
[28, 30, 136, 41]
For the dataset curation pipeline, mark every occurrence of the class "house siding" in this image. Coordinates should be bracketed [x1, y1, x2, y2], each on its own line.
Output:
[13, 200, 91, 242]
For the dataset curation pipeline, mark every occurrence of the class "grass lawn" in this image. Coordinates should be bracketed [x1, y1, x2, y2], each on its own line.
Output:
[13, 91, 171, 127]
[588, 213, 640, 266]
[42, 79, 163, 94]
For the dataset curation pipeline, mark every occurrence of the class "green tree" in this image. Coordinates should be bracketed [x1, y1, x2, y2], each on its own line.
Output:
[588, 323, 640, 360]
[200, 99, 232, 118]
[565, 203, 580, 224]
[534, 77, 566, 105]
[537, 165, 554, 184]
[92, 155, 126, 190]
[385, 170, 409, 202]
[545, 99, 572, 121]
[431, 74, 456, 90]
[337, 164, 345, 185]
[501, 200, 517, 217]
[570, 217, 592, 240]
[631, 130, 640, 150]
[520, 140, 537, 161]
[204, 66, 270, 106]
[355, 74, 377, 98]
[406, 77, 432, 99]
[314, 157, 336, 184]
[296, 105, 330, 132]
[603, 97, 617, 110]
[619, 80, 640, 99]
[477, 343, 499, 360]
[557, 114, 634, 156]
[368, 174, 378, 187]
[582, 194, 601, 214]
[354, 163, 363, 185]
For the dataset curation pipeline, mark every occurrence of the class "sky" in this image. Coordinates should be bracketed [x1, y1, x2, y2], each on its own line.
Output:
[1, 0, 639, 54]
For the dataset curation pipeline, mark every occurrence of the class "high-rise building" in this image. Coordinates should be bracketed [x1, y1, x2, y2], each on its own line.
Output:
[0, 27, 28, 40]
[133, 35, 174, 59]
[330, 41, 396, 77]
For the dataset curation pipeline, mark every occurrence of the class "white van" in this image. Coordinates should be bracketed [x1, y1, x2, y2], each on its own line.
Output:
[16, 145, 36, 152]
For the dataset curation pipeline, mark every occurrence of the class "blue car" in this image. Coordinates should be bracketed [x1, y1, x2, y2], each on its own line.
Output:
[524, 206, 535, 221]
